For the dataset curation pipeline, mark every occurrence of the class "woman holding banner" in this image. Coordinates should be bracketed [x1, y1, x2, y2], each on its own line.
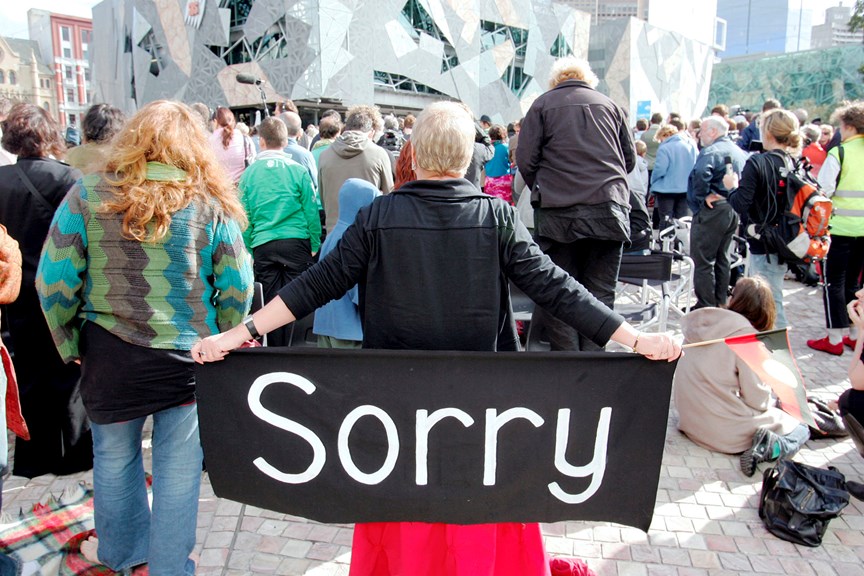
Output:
[674, 277, 809, 477]
[37, 101, 254, 575]
[193, 100, 680, 576]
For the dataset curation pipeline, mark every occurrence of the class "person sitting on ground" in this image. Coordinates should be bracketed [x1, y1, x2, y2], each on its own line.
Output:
[836, 287, 864, 428]
[674, 276, 810, 477]
[64, 103, 126, 172]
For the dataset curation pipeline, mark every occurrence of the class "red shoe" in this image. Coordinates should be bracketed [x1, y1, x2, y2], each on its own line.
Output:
[843, 335, 857, 349]
[807, 336, 844, 355]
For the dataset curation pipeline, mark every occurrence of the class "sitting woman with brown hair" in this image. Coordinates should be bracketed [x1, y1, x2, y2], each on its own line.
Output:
[674, 276, 810, 477]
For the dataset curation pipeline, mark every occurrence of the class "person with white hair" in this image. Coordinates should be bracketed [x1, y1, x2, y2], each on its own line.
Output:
[193, 100, 680, 576]
[687, 115, 748, 309]
[516, 56, 636, 351]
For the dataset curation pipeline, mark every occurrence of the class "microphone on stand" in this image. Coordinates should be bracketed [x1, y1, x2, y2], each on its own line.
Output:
[236, 73, 263, 86]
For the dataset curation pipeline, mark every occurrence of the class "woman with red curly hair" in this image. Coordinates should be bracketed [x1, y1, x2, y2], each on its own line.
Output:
[37, 100, 254, 574]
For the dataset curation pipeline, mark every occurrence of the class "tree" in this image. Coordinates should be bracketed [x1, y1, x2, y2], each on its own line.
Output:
[850, 0, 864, 34]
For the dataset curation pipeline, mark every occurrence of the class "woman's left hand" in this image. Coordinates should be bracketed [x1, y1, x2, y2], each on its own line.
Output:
[191, 328, 249, 364]
[634, 332, 682, 362]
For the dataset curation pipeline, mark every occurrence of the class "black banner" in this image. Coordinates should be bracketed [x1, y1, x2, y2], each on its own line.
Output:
[196, 348, 675, 531]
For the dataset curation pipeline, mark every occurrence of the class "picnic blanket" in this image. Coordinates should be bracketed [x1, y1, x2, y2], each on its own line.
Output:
[0, 483, 146, 575]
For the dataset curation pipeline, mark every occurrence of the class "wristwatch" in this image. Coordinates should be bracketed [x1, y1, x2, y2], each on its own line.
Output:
[244, 315, 260, 339]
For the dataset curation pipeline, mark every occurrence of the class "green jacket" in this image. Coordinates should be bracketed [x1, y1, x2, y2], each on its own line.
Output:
[239, 150, 322, 253]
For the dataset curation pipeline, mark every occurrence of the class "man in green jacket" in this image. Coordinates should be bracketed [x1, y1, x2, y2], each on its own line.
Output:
[238, 117, 321, 346]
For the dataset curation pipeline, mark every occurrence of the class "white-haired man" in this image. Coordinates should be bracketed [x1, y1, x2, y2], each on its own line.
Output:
[687, 115, 748, 309]
[516, 56, 636, 351]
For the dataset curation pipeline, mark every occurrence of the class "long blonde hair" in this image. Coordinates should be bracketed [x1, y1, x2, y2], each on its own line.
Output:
[102, 100, 246, 242]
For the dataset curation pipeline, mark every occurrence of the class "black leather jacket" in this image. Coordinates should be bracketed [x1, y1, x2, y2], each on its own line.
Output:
[279, 178, 623, 351]
[516, 80, 635, 211]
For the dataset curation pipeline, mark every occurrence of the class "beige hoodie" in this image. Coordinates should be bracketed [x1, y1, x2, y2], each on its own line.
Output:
[673, 307, 800, 454]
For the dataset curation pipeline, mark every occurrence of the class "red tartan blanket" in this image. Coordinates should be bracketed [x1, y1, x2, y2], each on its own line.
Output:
[0, 484, 147, 575]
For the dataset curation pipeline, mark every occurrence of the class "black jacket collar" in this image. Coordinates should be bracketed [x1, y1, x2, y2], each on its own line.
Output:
[394, 178, 488, 200]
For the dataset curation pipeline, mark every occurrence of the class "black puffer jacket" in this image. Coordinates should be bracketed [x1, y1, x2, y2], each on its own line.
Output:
[280, 178, 624, 351]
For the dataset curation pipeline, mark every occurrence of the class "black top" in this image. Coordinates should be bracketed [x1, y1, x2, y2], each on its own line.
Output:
[729, 150, 790, 255]
[80, 322, 195, 424]
[279, 178, 624, 352]
[0, 157, 81, 289]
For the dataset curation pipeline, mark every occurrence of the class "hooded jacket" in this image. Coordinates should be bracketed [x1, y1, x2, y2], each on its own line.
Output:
[673, 308, 800, 453]
[318, 131, 393, 233]
[313, 179, 379, 341]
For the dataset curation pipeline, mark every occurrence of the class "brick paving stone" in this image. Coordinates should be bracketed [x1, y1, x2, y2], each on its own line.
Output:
[778, 556, 817, 576]
[593, 526, 622, 542]
[662, 517, 693, 533]
[692, 492, 723, 506]
[258, 519, 290, 536]
[676, 569, 709, 576]
[199, 548, 229, 567]
[227, 550, 254, 570]
[544, 536, 574, 555]
[211, 514, 242, 532]
[717, 551, 751, 571]
[572, 541, 602, 558]
[806, 559, 839, 576]
[276, 558, 311, 575]
[307, 525, 340, 542]
[601, 543, 631, 560]
[704, 534, 737, 553]
[306, 542, 341, 562]
[616, 561, 648, 576]
[686, 550, 719, 569]
[645, 566, 676, 576]
[733, 535, 768, 554]
[250, 552, 282, 573]
[688, 519, 722, 535]
[718, 520, 750, 537]
[216, 499, 244, 516]
[749, 554, 784, 573]
[282, 521, 315, 540]
[258, 535, 290, 555]
[647, 532, 678, 548]
[332, 527, 355, 547]
[675, 534, 706, 550]
[676, 504, 706, 519]
[280, 539, 314, 559]
[241, 516, 265, 532]
[629, 544, 660, 563]
[658, 547, 691, 567]
[235, 530, 264, 551]
[620, 528, 648, 544]
[204, 530, 235, 549]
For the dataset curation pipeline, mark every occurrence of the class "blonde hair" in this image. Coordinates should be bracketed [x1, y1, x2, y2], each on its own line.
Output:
[761, 109, 802, 152]
[411, 101, 474, 176]
[101, 100, 246, 242]
[634, 140, 647, 155]
[548, 56, 599, 89]
[655, 124, 678, 142]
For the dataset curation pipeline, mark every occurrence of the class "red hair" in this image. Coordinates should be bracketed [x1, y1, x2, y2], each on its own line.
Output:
[394, 140, 416, 190]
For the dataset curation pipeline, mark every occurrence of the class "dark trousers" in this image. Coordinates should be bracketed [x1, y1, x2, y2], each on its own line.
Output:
[690, 201, 739, 309]
[534, 237, 623, 351]
[654, 193, 690, 229]
[253, 238, 313, 346]
[821, 234, 864, 329]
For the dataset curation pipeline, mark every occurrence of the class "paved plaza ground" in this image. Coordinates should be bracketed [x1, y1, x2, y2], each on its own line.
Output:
[3, 277, 864, 576]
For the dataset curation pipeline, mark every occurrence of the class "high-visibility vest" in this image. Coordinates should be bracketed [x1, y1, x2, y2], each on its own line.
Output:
[829, 135, 864, 237]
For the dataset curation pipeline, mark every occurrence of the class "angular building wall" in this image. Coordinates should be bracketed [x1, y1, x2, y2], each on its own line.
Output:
[590, 17, 715, 122]
[91, 0, 591, 122]
[708, 46, 864, 122]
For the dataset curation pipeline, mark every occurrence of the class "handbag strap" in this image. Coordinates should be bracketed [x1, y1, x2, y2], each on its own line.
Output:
[14, 164, 55, 213]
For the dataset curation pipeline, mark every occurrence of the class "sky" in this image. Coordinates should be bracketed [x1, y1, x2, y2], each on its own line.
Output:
[0, 0, 849, 39]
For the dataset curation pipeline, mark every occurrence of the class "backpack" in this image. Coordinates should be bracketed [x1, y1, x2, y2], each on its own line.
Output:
[747, 151, 832, 265]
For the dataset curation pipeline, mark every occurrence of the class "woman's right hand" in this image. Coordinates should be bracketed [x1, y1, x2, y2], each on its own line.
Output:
[191, 329, 248, 364]
[848, 300, 864, 329]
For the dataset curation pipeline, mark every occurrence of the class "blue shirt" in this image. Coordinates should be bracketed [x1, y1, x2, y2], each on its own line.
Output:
[283, 138, 319, 194]
[485, 141, 511, 178]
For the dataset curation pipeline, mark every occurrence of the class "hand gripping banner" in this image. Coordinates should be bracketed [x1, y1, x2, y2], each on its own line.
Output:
[196, 348, 676, 531]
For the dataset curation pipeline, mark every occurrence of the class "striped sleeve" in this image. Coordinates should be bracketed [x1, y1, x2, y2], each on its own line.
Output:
[212, 215, 254, 331]
[36, 182, 89, 363]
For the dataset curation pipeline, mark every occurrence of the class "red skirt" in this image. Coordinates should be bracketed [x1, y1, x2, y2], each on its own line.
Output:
[349, 521, 550, 576]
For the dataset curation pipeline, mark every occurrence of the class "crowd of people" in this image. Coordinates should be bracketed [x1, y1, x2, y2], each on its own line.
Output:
[0, 52, 861, 574]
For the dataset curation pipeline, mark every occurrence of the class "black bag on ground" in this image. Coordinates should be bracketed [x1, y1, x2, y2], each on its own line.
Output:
[759, 459, 850, 547]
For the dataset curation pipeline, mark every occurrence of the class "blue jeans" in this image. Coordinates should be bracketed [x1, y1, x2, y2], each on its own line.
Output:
[91, 403, 202, 575]
[776, 423, 810, 458]
[748, 254, 787, 329]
